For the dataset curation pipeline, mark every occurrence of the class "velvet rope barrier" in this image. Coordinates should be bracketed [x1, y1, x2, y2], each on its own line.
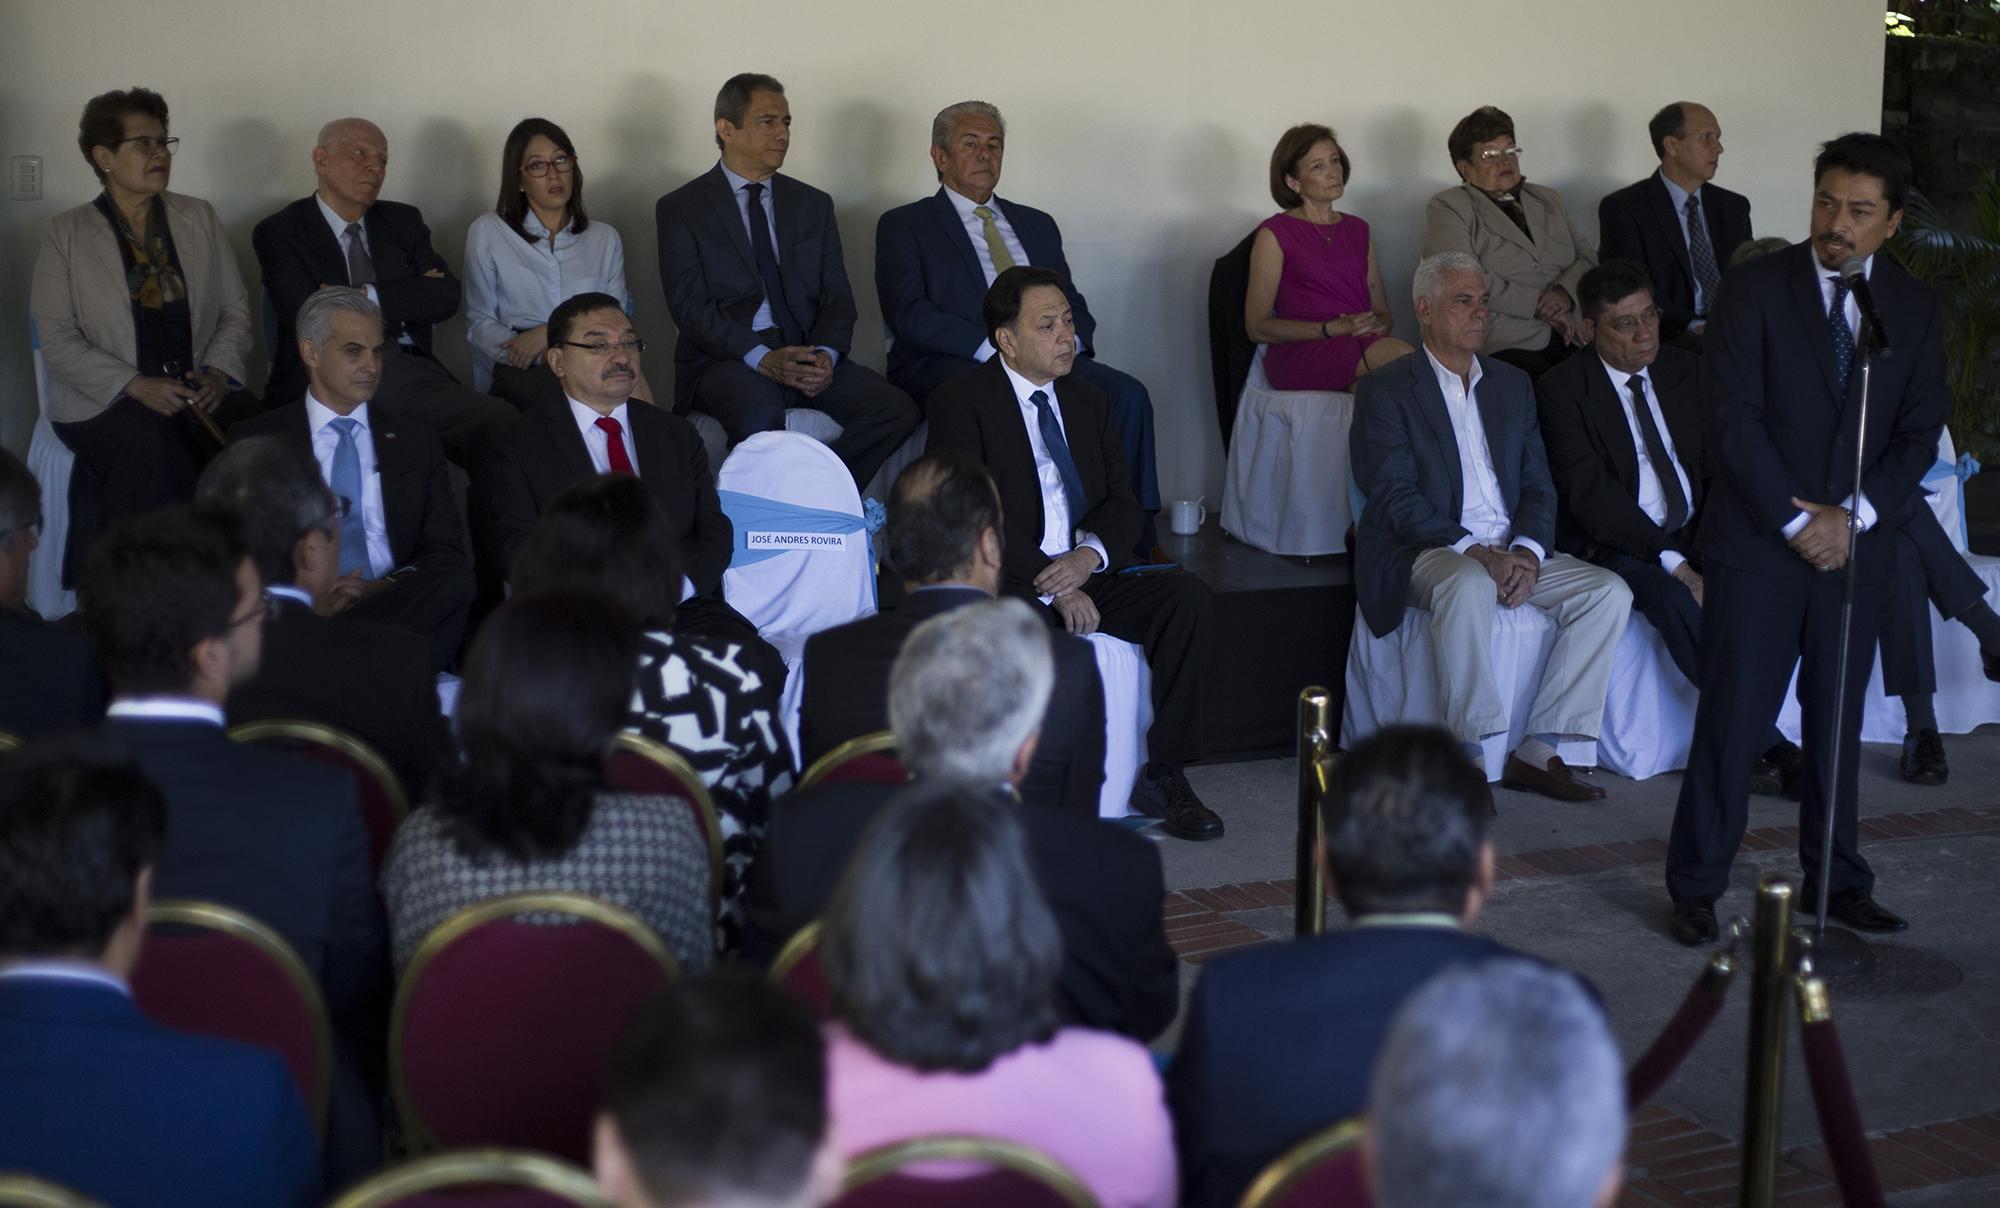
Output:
[1625, 932, 1741, 1109]
[1796, 973, 1886, 1208]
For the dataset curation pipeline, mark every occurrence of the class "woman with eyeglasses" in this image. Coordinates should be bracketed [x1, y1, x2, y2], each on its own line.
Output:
[464, 117, 652, 411]
[1421, 105, 1598, 378]
[30, 87, 257, 590]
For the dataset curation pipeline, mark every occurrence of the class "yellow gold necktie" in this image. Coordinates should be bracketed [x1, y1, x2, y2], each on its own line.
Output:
[974, 205, 1015, 273]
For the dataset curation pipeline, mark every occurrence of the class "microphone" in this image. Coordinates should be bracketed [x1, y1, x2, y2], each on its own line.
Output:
[1838, 256, 1892, 353]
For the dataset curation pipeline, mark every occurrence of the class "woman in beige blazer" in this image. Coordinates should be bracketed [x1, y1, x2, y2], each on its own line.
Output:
[30, 86, 256, 585]
[1421, 105, 1598, 379]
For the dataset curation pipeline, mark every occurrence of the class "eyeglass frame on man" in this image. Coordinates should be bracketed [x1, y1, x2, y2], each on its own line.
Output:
[523, 154, 575, 178]
[0, 515, 43, 543]
[558, 337, 646, 355]
[1604, 306, 1663, 335]
[224, 589, 275, 632]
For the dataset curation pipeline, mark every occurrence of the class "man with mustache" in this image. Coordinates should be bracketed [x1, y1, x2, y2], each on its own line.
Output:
[1664, 133, 1947, 945]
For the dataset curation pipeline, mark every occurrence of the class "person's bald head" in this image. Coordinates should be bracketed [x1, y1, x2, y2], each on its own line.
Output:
[884, 453, 1003, 593]
[313, 117, 388, 219]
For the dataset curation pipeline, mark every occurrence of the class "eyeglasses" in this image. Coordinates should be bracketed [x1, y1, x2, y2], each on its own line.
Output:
[1474, 146, 1524, 163]
[321, 495, 354, 529]
[115, 136, 180, 156]
[2, 515, 42, 541]
[524, 155, 575, 178]
[1604, 307, 1663, 334]
[560, 338, 646, 355]
[226, 590, 273, 631]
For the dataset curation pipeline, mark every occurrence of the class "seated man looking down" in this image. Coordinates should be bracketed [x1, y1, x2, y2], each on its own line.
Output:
[746, 597, 1179, 1044]
[0, 447, 104, 739]
[927, 266, 1221, 838]
[877, 100, 1163, 552]
[231, 286, 474, 673]
[800, 450, 1106, 818]
[1352, 251, 1632, 800]
[0, 746, 321, 1207]
[1167, 724, 1587, 1208]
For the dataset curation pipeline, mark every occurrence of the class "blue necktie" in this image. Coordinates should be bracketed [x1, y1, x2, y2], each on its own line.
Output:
[1828, 278, 1855, 395]
[1030, 389, 1087, 526]
[327, 417, 370, 577]
[742, 182, 804, 347]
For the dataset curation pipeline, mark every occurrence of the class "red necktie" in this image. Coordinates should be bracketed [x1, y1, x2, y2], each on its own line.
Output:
[595, 416, 635, 476]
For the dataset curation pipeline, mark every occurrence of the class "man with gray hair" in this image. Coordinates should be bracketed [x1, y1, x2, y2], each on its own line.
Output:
[231, 286, 474, 671]
[0, 447, 104, 737]
[745, 596, 1177, 1041]
[1369, 959, 1625, 1208]
[875, 100, 1164, 556]
[1350, 251, 1631, 800]
[198, 436, 449, 797]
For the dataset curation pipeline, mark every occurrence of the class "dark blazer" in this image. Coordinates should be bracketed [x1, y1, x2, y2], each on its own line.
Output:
[252, 196, 463, 405]
[1598, 174, 1753, 339]
[1536, 344, 1706, 563]
[0, 607, 104, 739]
[654, 166, 859, 410]
[926, 359, 1142, 590]
[1351, 350, 1557, 637]
[0, 977, 321, 1207]
[1697, 242, 1946, 581]
[1207, 230, 1258, 449]
[1167, 926, 1527, 1208]
[231, 400, 468, 578]
[743, 780, 1179, 1043]
[799, 585, 1107, 818]
[474, 397, 732, 590]
[876, 189, 1100, 398]
[227, 593, 450, 799]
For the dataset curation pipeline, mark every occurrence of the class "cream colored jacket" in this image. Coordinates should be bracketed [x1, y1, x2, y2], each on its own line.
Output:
[1422, 181, 1597, 356]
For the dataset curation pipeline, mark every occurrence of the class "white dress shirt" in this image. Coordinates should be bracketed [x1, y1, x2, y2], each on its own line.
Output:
[942, 186, 1083, 365]
[306, 392, 393, 578]
[0, 962, 129, 996]
[267, 583, 313, 609]
[1778, 254, 1879, 541]
[1423, 346, 1545, 561]
[463, 209, 630, 391]
[1602, 357, 1696, 574]
[315, 194, 410, 344]
[1657, 171, 1712, 316]
[998, 358, 1109, 590]
[106, 697, 226, 726]
[718, 162, 838, 373]
[567, 396, 640, 476]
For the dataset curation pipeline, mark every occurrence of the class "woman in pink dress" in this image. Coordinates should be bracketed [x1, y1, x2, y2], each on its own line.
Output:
[1246, 124, 1414, 391]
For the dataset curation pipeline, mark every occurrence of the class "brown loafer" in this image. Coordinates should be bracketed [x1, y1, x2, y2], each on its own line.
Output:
[1501, 754, 1607, 802]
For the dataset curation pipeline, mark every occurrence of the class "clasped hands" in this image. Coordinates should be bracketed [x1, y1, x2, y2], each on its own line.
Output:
[758, 346, 834, 398]
[1536, 286, 1587, 347]
[1788, 497, 1855, 572]
[1468, 543, 1541, 608]
[1037, 547, 1104, 635]
[1322, 312, 1390, 339]
[319, 570, 388, 616]
[126, 367, 229, 416]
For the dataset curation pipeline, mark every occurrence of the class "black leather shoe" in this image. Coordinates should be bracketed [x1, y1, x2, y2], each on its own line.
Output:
[1984, 648, 2000, 684]
[1669, 897, 1719, 946]
[1154, 766, 1224, 841]
[1900, 729, 1949, 786]
[1748, 759, 1785, 798]
[1760, 739, 1805, 800]
[1800, 885, 1909, 932]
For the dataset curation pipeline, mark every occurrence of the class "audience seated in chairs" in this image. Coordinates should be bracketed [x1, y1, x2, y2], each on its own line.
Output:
[1351, 251, 1632, 800]
[197, 436, 448, 800]
[595, 969, 839, 1208]
[74, 504, 386, 1183]
[1168, 724, 1591, 1208]
[511, 474, 793, 951]
[0, 448, 104, 739]
[1368, 959, 1625, 1208]
[799, 451, 1106, 818]
[381, 593, 715, 974]
[0, 743, 321, 1207]
[818, 779, 1176, 1207]
[748, 597, 1178, 1044]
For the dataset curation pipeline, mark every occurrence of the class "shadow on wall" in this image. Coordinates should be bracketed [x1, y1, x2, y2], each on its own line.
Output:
[605, 70, 688, 374]
[826, 97, 898, 366]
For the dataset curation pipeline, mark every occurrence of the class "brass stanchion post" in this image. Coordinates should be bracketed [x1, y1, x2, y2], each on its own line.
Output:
[1740, 875, 1795, 1207]
[1295, 687, 1331, 936]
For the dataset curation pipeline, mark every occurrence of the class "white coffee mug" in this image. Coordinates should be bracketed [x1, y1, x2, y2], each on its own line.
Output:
[1170, 498, 1207, 535]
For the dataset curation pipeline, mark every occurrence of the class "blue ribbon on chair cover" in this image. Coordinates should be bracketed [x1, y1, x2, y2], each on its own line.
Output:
[719, 490, 880, 568]
[1921, 452, 1982, 549]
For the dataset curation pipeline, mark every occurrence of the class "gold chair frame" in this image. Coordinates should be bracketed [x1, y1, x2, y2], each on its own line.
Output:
[228, 718, 410, 822]
[839, 1135, 1099, 1207]
[390, 891, 680, 1155]
[0, 730, 22, 754]
[143, 899, 335, 1138]
[1235, 1116, 1367, 1208]
[326, 1147, 610, 1208]
[609, 731, 725, 917]
[0, 1175, 106, 1208]
[797, 729, 901, 793]
[767, 919, 823, 987]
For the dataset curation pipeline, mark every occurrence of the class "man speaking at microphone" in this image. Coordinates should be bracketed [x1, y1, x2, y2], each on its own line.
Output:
[1664, 133, 1946, 946]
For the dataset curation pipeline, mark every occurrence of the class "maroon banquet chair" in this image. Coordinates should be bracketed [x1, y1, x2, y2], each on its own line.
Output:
[390, 892, 679, 1164]
[229, 719, 408, 873]
[130, 899, 333, 1137]
[604, 732, 725, 917]
[797, 731, 907, 793]
[768, 920, 830, 1017]
[831, 1136, 1098, 1208]
[1238, 1118, 1371, 1208]
[324, 1149, 608, 1208]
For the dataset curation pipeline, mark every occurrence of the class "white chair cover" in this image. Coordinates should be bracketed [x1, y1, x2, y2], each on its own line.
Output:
[1594, 616, 1698, 780]
[690, 409, 927, 501]
[1082, 631, 1154, 818]
[25, 318, 77, 620]
[1220, 346, 1353, 556]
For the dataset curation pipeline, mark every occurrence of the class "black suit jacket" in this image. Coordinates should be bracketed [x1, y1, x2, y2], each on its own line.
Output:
[1536, 344, 1706, 564]
[926, 359, 1142, 591]
[798, 585, 1107, 817]
[226, 593, 449, 799]
[743, 780, 1178, 1042]
[474, 397, 731, 591]
[230, 400, 468, 578]
[1168, 926, 1535, 1208]
[1697, 242, 1946, 582]
[654, 166, 859, 410]
[252, 196, 464, 405]
[0, 608, 104, 739]
[1598, 174, 1752, 339]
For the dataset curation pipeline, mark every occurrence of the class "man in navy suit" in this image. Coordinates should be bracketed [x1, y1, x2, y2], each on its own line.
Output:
[876, 101, 1163, 553]
[654, 73, 918, 490]
[1598, 102, 1753, 347]
[1167, 725, 1588, 1208]
[0, 746, 321, 1207]
[0, 448, 103, 739]
[75, 505, 387, 1181]
[1665, 134, 1947, 944]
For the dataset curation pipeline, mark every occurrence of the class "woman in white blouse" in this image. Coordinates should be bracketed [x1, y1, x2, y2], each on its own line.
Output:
[464, 117, 653, 410]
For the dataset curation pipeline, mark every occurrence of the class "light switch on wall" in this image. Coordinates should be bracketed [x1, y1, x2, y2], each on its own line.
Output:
[10, 156, 43, 201]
